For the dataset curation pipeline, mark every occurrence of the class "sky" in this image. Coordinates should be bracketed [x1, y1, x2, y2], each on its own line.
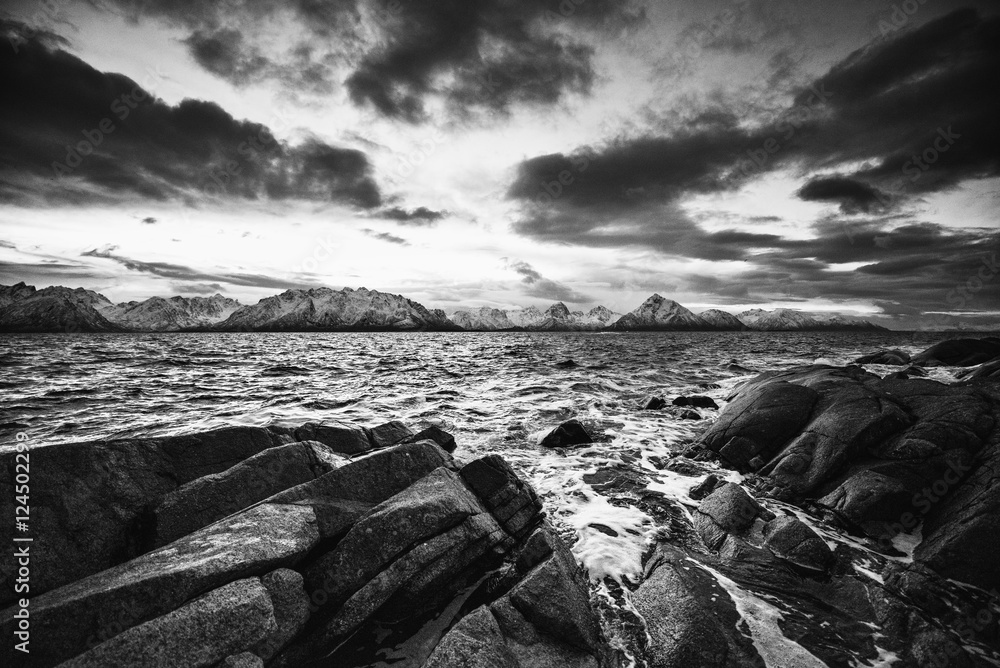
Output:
[0, 0, 998, 328]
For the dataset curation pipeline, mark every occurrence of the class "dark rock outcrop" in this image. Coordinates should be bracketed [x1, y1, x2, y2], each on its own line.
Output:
[672, 395, 719, 409]
[911, 337, 1000, 367]
[855, 349, 911, 365]
[0, 420, 613, 667]
[540, 419, 592, 448]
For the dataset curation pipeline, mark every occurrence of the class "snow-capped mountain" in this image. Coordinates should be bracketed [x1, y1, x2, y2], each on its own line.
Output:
[449, 307, 517, 330]
[102, 295, 242, 331]
[698, 309, 748, 330]
[738, 308, 887, 331]
[216, 287, 457, 331]
[452, 303, 622, 330]
[0, 285, 119, 333]
[611, 294, 714, 330]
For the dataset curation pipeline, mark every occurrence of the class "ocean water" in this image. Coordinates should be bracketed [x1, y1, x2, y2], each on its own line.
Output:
[0, 330, 974, 665]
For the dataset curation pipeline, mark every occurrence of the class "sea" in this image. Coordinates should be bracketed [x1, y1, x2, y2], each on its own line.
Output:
[0, 330, 976, 665]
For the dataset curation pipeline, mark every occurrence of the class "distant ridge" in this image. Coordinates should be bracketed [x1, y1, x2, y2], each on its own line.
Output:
[0, 282, 889, 332]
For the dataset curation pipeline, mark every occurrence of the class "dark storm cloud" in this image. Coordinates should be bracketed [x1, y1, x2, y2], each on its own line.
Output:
[506, 260, 543, 284]
[81, 246, 315, 289]
[0, 20, 381, 208]
[507, 9, 1000, 312]
[797, 176, 891, 213]
[97, 0, 643, 121]
[361, 229, 409, 245]
[375, 206, 446, 225]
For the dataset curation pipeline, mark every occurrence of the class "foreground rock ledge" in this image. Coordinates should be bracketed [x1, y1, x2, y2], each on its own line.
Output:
[0, 421, 616, 668]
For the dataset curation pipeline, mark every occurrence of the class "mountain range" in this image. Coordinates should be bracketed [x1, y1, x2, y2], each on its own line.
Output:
[0, 283, 889, 333]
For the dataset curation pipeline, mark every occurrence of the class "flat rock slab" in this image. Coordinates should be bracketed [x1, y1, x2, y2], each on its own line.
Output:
[266, 439, 453, 538]
[151, 441, 345, 547]
[0, 503, 318, 668]
[59, 577, 276, 668]
[0, 426, 286, 602]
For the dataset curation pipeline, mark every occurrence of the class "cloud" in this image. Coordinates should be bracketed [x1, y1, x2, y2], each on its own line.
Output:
[503, 258, 591, 303]
[375, 206, 446, 225]
[361, 229, 409, 245]
[94, 0, 644, 122]
[141, 217, 158, 224]
[80, 246, 314, 290]
[797, 176, 891, 213]
[0, 19, 382, 209]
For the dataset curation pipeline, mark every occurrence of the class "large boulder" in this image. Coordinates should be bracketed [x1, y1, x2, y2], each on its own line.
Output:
[150, 441, 346, 547]
[292, 422, 372, 455]
[58, 577, 276, 668]
[0, 503, 318, 667]
[911, 337, 1000, 367]
[693, 482, 769, 550]
[263, 439, 453, 538]
[762, 515, 834, 572]
[854, 349, 911, 365]
[460, 455, 544, 541]
[540, 419, 592, 448]
[252, 569, 310, 661]
[0, 426, 287, 603]
[700, 380, 818, 470]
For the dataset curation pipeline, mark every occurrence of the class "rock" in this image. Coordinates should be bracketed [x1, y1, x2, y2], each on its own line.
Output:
[762, 515, 834, 572]
[678, 409, 701, 420]
[689, 474, 722, 501]
[539, 419, 592, 448]
[555, 359, 579, 368]
[150, 441, 345, 547]
[264, 439, 453, 538]
[855, 349, 911, 365]
[818, 469, 913, 539]
[279, 469, 513, 664]
[0, 503, 318, 667]
[693, 483, 768, 550]
[221, 652, 264, 668]
[672, 395, 719, 409]
[632, 545, 757, 667]
[460, 455, 544, 541]
[0, 426, 286, 602]
[911, 337, 1000, 367]
[252, 569, 310, 661]
[700, 380, 818, 470]
[57, 578, 276, 668]
[293, 422, 372, 455]
[367, 420, 414, 448]
[403, 424, 458, 452]
[957, 356, 1000, 381]
[424, 607, 519, 668]
[641, 395, 667, 410]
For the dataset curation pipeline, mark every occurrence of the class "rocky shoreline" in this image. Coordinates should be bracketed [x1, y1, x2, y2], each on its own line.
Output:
[2, 337, 999, 667]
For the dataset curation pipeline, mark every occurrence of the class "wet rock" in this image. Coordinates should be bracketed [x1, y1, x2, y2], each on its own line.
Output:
[700, 380, 818, 470]
[762, 515, 834, 572]
[641, 395, 667, 410]
[855, 349, 911, 365]
[817, 469, 913, 538]
[150, 441, 345, 547]
[633, 545, 759, 668]
[58, 577, 276, 668]
[957, 356, 1000, 381]
[403, 424, 457, 452]
[1, 503, 318, 667]
[672, 395, 719, 409]
[555, 359, 578, 368]
[264, 439, 453, 538]
[293, 422, 372, 454]
[0, 426, 286, 603]
[678, 409, 701, 420]
[911, 337, 1000, 366]
[367, 420, 414, 448]
[688, 474, 722, 500]
[693, 482, 769, 550]
[540, 419, 592, 448]
[460, 455, 544, 541]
